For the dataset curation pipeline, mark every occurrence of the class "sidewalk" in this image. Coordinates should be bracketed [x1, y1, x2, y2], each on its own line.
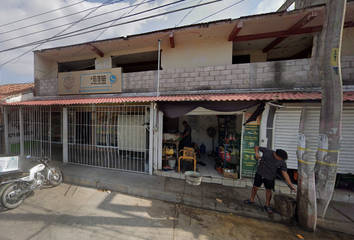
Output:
[22, 160, 354, 235]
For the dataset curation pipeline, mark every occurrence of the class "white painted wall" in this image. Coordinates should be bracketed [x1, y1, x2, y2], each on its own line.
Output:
[95, 56, 112, 69]
[34, 54, 57, 80]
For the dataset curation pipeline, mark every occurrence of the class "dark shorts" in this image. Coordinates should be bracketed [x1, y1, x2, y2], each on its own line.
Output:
[253, 172, 275, 190]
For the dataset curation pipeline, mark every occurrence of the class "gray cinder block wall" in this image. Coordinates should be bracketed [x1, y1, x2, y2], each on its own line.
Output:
[35, 57, 354, 96]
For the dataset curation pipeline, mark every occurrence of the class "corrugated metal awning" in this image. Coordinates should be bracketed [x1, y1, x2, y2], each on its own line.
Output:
[3, 92, 354, 106]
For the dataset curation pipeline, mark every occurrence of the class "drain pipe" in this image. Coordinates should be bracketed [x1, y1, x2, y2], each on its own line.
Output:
[157, 39, 161, 100]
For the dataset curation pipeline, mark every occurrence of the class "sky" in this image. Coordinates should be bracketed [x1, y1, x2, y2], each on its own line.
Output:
[0, 0, 287, 85]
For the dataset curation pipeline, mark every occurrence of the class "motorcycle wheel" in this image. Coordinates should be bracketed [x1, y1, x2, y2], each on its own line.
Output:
[1, 183, 25, 209]
[48, 167, 63, 187]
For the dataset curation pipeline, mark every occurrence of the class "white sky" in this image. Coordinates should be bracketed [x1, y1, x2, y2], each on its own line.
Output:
[0, 0, 286, 85]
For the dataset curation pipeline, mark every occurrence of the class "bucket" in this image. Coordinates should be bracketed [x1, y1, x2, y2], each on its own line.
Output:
[274, 194, 296, 217]
[185, 171, 202, 186]
[168, 159, 176, 169]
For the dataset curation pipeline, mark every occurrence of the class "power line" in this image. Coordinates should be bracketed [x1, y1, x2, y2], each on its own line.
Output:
[0, 0, 154, 44]
[0, 0, 114, 67]
[39, 0, 150, 80]
[193, 0, 246, 24]
[0, 0, 222, 53]
[175, 0, 204, 27]
[0, 0, 86, 28]
[0, 0, 125, 36]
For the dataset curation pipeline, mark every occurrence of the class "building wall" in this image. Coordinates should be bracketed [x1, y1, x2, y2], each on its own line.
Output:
[162, 38, 232, 69]
[34, 54, 57, 80]
[35, 57, 354, 96]
[233, 50, 267, 63]
[342, 28, 354, 56]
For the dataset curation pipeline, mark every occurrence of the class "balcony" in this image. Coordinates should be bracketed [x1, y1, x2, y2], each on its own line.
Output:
[35, 56, 354, 97]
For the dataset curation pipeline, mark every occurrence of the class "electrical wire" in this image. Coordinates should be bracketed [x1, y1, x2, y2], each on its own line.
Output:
[0, 0, 154, 44]
[0, 0, 223, 53]
[0, 0, 86, 28]
[193, 0, 245, 24]
[0, 0, 186, 50]
[39, 0, 151, 80]
[0, 0, 126, 37]
[0, 0, 114, 67]
[175, 0, 203, 27]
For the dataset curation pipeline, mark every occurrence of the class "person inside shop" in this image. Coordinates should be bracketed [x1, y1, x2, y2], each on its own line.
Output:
[243, 146, 296, 214]
[181, 121, 192, 148]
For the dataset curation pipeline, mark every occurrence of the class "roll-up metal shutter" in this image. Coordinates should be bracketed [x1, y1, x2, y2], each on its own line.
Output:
[273, 104, 354, 174]
[338, 106, 354, 174]
[272, 107, 302, 169]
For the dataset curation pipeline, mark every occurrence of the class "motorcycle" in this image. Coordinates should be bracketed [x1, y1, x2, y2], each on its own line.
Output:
[0, 155, 63, 209]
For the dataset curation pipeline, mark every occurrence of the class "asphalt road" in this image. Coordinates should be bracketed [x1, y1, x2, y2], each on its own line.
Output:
[0, 183, 352, 240]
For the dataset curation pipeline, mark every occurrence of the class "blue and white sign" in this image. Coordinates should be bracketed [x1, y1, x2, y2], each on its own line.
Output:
[58, 68, 122, 95]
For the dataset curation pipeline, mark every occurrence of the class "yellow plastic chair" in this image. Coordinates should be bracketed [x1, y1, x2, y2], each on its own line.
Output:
[178, 147, 196, 173]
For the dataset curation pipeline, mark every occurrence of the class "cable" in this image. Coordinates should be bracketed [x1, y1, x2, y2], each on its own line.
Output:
[175, 0, 204, 27]
[0, 0, 186, 51]
[193, 0, 245, 24]
[0, 0, 86, 28]
[0, 0, 223, 53]
[39, 0, 150, 80]
[0, 0, 154, 44]
[0, 0, 114, 67]
[0, 0, 126, 37]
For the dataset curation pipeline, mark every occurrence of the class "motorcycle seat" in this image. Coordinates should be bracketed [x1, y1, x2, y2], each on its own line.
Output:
[0, 170, 30, 181]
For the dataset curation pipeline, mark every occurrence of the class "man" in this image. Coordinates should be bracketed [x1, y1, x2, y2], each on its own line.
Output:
[244, 146, 296, 214]
[181, 121, 192, 148]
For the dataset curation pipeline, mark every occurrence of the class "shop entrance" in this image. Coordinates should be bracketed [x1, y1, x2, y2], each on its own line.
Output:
[162, 108, 243, 179]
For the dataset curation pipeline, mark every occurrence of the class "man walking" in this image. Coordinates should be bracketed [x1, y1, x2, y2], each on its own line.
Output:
[244, 146, 296, 213]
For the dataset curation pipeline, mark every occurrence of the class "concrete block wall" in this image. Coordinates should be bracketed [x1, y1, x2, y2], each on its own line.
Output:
[35, 57, 354, 96]
[35, 78, 58, 96]
[123, 59, 315, 93]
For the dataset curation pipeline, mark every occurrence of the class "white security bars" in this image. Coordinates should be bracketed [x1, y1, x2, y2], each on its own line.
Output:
[67, 105, 150, 173]
[6, 106, 51, 158]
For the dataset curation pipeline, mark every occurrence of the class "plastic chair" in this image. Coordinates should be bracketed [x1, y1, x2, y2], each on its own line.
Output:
[178, 147, 196, 173]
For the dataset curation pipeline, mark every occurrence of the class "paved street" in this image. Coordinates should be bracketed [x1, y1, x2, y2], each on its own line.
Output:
[0, 183, 352, 240]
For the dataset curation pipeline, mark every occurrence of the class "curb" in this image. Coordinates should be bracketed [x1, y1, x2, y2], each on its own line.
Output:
[63, 174, 291, 224]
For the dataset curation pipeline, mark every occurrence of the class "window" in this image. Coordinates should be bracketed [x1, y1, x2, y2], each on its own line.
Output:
[58, 59, 95, 73]
[112, 51, 161, 73]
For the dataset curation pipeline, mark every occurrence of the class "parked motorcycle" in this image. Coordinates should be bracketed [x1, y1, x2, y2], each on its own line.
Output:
[0, 155, 63, 209]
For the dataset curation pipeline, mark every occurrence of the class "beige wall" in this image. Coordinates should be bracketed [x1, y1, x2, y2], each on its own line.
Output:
[233, 50, 267, 63]
[34, 55, 57, 80]
[250, 51, 267, 62]
[342, 28, 354, 56]
[162, 38, 232, 69]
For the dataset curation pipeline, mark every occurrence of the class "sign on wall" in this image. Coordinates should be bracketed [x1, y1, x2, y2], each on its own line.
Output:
[58, 68, 122, 95]
[241, 113, 260, 178]
[0, 156, 19, 172]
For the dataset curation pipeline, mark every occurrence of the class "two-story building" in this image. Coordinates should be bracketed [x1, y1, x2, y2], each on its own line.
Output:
[2, 2, 354, 185]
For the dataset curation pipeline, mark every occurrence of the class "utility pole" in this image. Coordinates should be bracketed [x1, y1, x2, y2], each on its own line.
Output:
[297, 105, 317, 232]
[315, 0, 346, 218]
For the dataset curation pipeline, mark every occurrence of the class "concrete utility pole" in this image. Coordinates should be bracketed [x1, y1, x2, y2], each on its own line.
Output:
[297, 105, 317, 232]
[315, 0, 346, 218]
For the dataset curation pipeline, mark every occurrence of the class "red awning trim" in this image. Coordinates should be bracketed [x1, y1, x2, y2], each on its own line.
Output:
[2, 92, 354, 106]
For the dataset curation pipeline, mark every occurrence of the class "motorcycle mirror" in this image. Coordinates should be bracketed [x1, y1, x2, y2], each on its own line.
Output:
[26, 155, 31, 158]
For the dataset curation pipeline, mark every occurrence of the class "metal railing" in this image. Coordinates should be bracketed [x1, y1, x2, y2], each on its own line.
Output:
[67, 105, 150, 173]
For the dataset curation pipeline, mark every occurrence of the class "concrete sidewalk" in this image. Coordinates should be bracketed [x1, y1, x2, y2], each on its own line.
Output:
[20, 160, 354, 235]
